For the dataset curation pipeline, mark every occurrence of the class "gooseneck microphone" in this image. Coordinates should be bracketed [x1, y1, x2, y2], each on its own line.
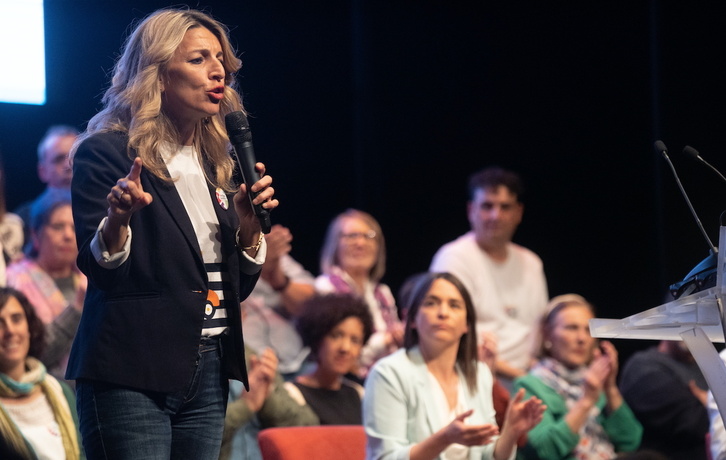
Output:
[683, 145, 726, 185]
[225, 111, 272, 234]
[655, 140, 717, 254]
[680, 145, 726, 336]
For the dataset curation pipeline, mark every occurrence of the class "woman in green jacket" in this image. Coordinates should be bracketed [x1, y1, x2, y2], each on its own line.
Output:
[513, 294, 642, 460]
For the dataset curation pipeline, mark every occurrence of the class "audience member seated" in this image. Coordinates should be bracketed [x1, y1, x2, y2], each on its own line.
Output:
[284, 293, 373, 425]
[429, 167, 549, 389]
[315, 209, 403, 379]
[0, 287, 83, 460]
[6, 192, 86, 385]
[397, 272, 516, 438]
[707, 348, 726, 460]
[619, 340, 709, 460]
[364, 272, 544, 460]
[242, 224, 315, 380]
[14, 125, 78, 248]
[0, 162, 24, 286]
[220, 346, 319, 460]
[513, 294, 642, 460]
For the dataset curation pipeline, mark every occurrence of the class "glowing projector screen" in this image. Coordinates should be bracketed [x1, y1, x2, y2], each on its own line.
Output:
[0, 0, 45, 105]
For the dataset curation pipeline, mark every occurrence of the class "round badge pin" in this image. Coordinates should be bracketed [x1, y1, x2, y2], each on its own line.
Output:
[215, 188, 229, 210]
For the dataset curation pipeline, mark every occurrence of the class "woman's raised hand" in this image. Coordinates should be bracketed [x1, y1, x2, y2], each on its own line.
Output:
[107, 157, 153, 220]
[442, 410, 500, 447]
[503, 388, 546, 436]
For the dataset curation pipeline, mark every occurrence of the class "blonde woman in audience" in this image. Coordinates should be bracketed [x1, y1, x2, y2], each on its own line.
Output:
[316, 209, 403, 378]
[513, 294, 642, 460]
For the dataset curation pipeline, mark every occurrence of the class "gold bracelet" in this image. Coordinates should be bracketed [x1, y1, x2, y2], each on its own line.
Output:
[237, 229, 264, 252]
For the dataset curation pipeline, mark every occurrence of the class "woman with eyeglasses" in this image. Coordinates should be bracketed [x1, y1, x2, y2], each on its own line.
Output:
[315, 209, 403, 379]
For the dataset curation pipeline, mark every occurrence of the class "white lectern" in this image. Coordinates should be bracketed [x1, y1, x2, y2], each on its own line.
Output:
[590, 226, 726, 421]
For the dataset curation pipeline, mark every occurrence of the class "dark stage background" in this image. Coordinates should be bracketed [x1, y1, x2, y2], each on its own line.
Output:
[2, 1, 726, 363]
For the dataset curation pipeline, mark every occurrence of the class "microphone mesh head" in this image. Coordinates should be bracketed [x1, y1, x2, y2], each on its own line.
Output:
[654, 140, 668, 154]
[682, 145, 700, 159]
[225, 111, 251, 141]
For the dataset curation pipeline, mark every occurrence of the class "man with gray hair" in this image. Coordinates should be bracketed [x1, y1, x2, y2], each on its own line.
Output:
[15, 125, 79, 244]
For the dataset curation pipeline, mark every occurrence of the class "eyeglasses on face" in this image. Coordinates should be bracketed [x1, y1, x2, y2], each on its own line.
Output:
[339, 230, 376, 241]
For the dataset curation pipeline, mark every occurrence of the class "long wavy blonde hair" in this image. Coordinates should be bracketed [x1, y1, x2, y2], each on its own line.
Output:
[73, 8, 243, 191]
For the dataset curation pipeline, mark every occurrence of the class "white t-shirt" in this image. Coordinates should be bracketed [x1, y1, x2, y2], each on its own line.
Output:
[3, 393, 64, 460]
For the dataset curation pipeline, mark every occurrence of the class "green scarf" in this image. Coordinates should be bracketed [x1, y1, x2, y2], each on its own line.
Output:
[0, 357, 79, 460]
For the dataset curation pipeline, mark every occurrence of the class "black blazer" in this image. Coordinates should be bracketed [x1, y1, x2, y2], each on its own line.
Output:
[67, 131, 256, 392]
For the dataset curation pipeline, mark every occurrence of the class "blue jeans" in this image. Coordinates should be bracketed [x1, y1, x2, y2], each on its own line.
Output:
[76, 337, 228, 460]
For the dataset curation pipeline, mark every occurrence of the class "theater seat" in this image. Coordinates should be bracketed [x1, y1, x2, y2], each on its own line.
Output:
[258, 425, 366, 460]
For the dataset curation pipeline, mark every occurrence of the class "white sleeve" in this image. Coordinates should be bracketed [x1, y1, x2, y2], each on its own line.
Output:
[238, 237, 266, 275]
[90, 217, 132, 269]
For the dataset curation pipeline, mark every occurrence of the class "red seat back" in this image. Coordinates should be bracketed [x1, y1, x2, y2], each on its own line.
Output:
[258, 425, 366, 460]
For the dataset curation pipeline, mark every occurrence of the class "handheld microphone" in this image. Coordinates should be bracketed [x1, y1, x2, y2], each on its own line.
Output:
[682, 145, 726, 184]
[225, 111, 272, 234]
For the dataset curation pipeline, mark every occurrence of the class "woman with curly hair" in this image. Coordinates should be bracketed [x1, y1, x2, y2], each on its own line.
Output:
[284, 293, 374, 425]
[67, 8, 277, 459]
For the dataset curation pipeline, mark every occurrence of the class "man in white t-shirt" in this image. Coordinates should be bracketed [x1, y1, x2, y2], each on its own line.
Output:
[430, 167, 548, 388]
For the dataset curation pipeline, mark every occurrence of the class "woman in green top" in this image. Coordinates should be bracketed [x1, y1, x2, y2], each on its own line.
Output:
[513, 294, 642, 460]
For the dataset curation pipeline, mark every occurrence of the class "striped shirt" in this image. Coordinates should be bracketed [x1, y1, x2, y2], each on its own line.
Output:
[163, 144, 228, 337]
